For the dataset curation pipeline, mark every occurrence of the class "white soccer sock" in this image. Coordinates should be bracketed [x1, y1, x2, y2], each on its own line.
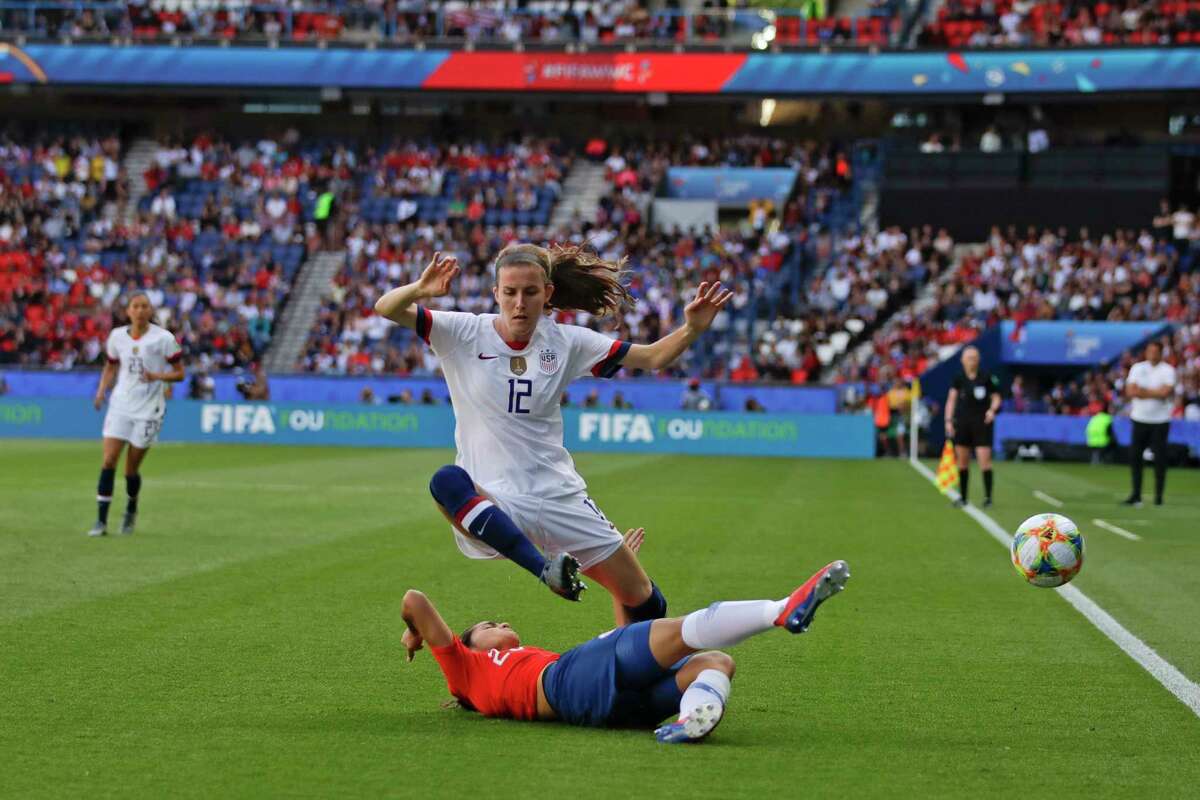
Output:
[680, 600, 786, 649]
[679, 669, 732, 721]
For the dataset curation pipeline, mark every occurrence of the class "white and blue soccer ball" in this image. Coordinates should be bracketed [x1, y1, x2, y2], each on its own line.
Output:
[1011, 513, 1085, 588]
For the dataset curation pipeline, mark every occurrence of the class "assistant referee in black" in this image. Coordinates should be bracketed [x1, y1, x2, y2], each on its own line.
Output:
[944, 346, 1002, 508]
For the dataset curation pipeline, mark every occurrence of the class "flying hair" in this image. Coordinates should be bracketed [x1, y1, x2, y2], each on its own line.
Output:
[494, 242, 632, 318]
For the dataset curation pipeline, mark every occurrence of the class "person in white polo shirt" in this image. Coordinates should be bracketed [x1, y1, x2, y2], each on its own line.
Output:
[1123, 340, 1176, 507]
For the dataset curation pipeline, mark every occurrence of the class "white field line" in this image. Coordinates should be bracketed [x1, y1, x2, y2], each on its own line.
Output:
[1032, 490, 1064, 508]
[1092, 518, 1143, 542]
[909, 459, 1200, 719]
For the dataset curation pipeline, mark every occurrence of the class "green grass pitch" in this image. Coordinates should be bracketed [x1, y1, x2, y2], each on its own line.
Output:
[2, 440, 1199, 798]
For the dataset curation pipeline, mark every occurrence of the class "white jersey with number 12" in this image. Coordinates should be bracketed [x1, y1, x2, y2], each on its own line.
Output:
[415, 306, 629, 498]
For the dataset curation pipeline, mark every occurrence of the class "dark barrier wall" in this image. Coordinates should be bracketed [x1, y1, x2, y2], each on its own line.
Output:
[882, 189, 1162, 241]
[880, 148, 1166, 240]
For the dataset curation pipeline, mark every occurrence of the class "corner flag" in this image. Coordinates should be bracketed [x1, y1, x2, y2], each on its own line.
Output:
[936, 440, 959, 494]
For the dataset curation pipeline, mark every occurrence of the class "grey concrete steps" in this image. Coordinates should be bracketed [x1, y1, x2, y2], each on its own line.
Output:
[262, 251, 344, 372]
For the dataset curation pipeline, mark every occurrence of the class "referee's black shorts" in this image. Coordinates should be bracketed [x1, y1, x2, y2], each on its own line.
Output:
[954, 415, 994, 449]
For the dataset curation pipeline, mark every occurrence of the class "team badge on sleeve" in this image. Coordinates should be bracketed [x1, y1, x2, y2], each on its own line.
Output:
[510, 356, 527, 376]
[538, 349, 560, 375]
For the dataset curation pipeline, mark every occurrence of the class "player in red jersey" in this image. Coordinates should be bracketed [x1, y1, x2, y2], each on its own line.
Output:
[401, 558, 851, 743]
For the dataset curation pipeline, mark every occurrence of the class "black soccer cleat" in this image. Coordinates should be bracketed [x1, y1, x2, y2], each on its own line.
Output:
[1121, 496, 1143, 508]
[541, 553, 586, 601]
[120, 510, 137, 535]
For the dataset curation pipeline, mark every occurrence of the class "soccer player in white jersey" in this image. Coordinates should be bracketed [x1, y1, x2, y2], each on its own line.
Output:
[375, 244, 732, 625]
[87, 293, 185, 537]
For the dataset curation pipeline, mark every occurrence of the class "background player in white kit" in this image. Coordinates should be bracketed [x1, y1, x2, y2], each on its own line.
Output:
[375, 245, 731, 625]
[87, 293, 185, 536]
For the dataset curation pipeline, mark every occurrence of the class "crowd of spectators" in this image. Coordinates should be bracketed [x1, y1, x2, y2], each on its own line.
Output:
[743, 224, 951, 385]
[834, 216, 1199, 422]
[13, 0, 1200, 50]
[1013, 323, 1200, 420]
[8, 125, 1197, 424]
[1, 0, 893, 46]
[0, 129, 315, 372]
[297, 134, 877, 380]
[921, 0, 1200, 48]
[1, 129, 127, 368]
[297, 217, 787, 376]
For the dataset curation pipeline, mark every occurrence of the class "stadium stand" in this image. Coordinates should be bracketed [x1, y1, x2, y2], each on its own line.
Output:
[293, 135, 877, 378]
[0, 1, 899, 47]
[0, 130, 309, 370]
[833, 220, 1197, 400]
[920, 0, 1189, 48]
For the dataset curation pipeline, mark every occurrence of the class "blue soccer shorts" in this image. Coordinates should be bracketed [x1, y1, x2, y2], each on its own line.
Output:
[542, 621, 689, 728]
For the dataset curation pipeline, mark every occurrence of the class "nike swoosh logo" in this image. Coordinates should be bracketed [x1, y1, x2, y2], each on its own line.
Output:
[478, 354, 499, 360]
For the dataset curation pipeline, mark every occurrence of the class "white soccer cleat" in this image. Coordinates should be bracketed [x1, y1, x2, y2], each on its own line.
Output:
[654, 702, 725, 744]
[86, 522, 107, 537]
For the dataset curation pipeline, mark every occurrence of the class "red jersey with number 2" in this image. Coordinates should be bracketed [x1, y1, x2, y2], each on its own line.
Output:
[431, 639, 561, 720]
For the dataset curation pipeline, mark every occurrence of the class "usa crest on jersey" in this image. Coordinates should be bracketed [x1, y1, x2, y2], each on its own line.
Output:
[539, 348, 560, 375]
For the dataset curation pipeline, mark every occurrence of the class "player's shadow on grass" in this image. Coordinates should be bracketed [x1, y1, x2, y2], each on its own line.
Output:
[274, 709, 739, 746]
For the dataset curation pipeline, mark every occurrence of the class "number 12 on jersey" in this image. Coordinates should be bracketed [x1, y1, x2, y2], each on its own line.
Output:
[507, 379, 532, 414]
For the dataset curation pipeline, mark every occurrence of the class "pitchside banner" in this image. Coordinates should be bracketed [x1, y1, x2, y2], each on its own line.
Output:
[1000, 321, 1168, 365]
[996, 413, 1200, 456]
[6, 45, 1200, 95]
[665, 167, 798, 207]
[0, 398, 873, 459]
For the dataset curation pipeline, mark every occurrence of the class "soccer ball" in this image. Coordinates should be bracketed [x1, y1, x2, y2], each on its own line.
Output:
[1011, 513, 1085, 588]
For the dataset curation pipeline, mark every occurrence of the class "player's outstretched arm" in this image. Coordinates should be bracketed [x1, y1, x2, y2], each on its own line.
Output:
[93, 361, 118, 410]
[374, 252, 460, 329]
[622, 282, 733, 372]
[401, 589, 455, 662]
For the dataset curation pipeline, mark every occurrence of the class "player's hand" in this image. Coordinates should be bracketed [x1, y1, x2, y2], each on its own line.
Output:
[984, 409, 996, 424]
[683, 282, 734, 334]
[415, 251, 460, 299]
[944, 420, 955, 437]
[140, 371, 158, 384]
[93, 393, 104, 411]
[623, 527, 645, 554]
[402, 629, 424, 662]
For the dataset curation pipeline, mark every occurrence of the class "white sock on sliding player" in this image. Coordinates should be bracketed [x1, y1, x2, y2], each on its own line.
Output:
[680, 600, 785, 649]
[678, 669, 731, 721]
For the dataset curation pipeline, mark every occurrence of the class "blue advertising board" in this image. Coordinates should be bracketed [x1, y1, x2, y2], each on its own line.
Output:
[6, 44, 1200, 95]
[1000, 321, 1168, 366]
[0, 369, 839, 413]
[0, 398, 874, 459]
[995, 412, 1200, 457]
[665, 167, 797, 207]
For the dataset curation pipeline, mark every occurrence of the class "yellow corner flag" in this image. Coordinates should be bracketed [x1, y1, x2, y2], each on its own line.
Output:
[936, 440, 959, 495]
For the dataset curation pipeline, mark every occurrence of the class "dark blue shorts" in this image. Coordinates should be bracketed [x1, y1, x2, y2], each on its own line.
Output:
[542, 621, 687, 728]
